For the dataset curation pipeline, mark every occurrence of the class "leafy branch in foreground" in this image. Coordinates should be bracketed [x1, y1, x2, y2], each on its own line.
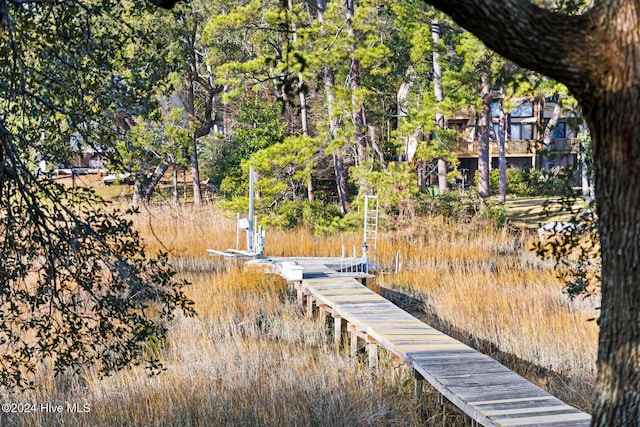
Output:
[0, 0, 196, 389]
[533, 191, 601, 301]
[0, 126, 194, 390]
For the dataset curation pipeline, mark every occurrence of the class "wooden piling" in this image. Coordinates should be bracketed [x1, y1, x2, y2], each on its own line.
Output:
[348, 322, 358, 358]
[366, 336, 378, 370]
[306, 292, 314, 319]
[333, 315, 343, 350]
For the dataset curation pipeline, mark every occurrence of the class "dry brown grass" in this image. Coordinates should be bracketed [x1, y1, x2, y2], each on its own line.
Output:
[3, 267, 424, 426]
[187, 208, 595, 405]
[135, 205, 598, 410]
[2, 207, 426, 426]
[2, 203, 597, 426]
[134, 204, 237, 257]
[373, 218, 598, 411]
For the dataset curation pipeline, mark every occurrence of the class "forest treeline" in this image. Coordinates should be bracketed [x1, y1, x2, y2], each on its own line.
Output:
[94, 0, 589, 230]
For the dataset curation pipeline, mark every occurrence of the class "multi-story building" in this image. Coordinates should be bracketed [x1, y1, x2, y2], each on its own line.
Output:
[444, 97, 585, 186]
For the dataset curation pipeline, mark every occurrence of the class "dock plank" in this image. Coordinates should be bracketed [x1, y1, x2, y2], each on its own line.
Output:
[262, 257, 591, 427]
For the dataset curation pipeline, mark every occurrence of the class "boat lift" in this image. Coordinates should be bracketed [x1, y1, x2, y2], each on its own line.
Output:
[207, 166, 265, 259]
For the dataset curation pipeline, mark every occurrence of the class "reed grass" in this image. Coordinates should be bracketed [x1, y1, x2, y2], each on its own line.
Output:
[2, 203, 597, 426]
[181, 208, 595, 407]
[136, 205, 597, 410]
[2, 215, 426, 426]
[374, 217, 597, 410]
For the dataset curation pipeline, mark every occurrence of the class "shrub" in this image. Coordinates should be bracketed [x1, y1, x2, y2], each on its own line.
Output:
[489, 167, 575, 197]
[481, 201, 508, 228]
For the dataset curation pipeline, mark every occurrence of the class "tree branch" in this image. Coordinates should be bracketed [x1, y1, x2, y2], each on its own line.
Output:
[423, 0, 593, 93]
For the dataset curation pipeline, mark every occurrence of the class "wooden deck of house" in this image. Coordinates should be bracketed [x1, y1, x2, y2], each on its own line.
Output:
[248, 257, 591, 427]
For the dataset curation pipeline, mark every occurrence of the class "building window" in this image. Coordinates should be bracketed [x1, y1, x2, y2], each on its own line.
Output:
[510, 123, 521, 140]
[546, 94, 560, 103]
[551, 122, 566, 139]
[509, 123, 534, 140]
[490, 101, 500, 118]
[448, 121, 464, 132]
[510, 101, 533, 118]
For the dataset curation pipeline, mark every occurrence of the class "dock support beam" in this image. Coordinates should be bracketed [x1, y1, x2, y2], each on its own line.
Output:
[348, 323, 358, 357]
[366, 336, 378, 370]
[295, 282, 304, 307]
[306, 293, 314, 319]
[413, 369, 424, 398]
[334, 315, 344, 350]
[318, 304, 329, 324]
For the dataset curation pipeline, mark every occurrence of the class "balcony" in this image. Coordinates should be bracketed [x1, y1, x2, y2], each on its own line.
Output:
[450, 140, 535, 156]
[450, 140, 480, 156]
[450, 138, 580, 157]
[504, 140, 533, 155]
[548, 138, 580, 152]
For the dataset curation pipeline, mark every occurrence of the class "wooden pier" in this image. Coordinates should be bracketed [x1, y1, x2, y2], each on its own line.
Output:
[249, 257, 591, 427]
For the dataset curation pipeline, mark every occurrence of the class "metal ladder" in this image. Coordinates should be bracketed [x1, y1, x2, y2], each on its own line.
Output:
[363, 195, 379, 266]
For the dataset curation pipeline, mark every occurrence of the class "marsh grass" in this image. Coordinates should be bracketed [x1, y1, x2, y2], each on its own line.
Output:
[2, 220, 424, 426]
[139, 205, 597, 410]
[161, 207, 596, 409]
[3, 204, 597, 426]
[373, 218, 598, 411]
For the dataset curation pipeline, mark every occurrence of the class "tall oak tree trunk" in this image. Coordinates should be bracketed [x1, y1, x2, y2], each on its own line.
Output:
[423, 0, 640, 424]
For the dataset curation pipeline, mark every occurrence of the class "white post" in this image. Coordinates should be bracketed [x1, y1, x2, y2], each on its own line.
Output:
[353, 245, 356, 272]
[236, 212, 240, 250]
[247, 166, 255, 252]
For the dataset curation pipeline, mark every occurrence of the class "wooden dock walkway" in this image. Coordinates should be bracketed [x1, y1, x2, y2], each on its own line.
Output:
[249, 257, 591, 427]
